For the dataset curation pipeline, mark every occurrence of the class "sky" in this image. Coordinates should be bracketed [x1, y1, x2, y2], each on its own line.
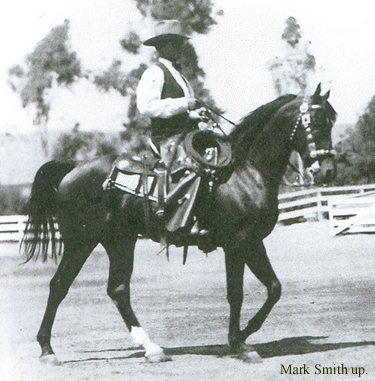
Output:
[1, 0, 375, 135]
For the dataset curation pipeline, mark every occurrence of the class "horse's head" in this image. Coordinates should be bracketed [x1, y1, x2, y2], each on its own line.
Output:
[290, 83, 337, 185]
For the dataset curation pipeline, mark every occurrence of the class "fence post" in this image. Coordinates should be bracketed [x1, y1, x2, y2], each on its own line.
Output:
[317, 189, 323, 221]
[17, 216, 25, 242]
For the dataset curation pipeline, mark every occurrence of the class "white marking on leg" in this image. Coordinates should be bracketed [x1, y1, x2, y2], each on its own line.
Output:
[131, 326, 150, 346]
[130, 326, 164, 359]
[39, 353, 60, 366]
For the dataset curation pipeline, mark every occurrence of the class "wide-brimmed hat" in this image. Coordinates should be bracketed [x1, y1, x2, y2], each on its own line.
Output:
[143, 20, 190, 46]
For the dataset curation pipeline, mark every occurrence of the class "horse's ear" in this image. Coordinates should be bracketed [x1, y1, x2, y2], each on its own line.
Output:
[312, 83, 322, 100]
[322, 89, 330, 101]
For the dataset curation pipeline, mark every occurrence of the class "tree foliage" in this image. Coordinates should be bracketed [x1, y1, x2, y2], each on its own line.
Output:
[0, 184, 30, 215]
[95, 0, 220, 154]
[93, 60, 130, 96]
[52, 124, 121, 161]
[134, 0, 217, 34]
[334, 95, 375, 185]
[268, 17, 319, 187]
[8, 1, 219, 161]
[151, 0, 216, 33]
[269, 17, 316, 96]
[9, 20, 81, 122]
[8, 20, 81, 156]
[120, 31, 143, 54]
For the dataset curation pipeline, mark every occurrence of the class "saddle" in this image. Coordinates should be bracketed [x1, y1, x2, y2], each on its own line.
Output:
[104, 130, 232, 252]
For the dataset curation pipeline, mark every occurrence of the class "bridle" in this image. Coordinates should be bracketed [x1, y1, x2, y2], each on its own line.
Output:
[290, 98, 335, 163]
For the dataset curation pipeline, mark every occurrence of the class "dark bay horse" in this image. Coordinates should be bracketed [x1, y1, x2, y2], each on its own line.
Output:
[22, 84, 336, 364]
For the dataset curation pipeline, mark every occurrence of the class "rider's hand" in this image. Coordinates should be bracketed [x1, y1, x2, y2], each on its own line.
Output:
[189, 107, 209, 122]
[187, 98, 202, 111]
[197, 107, 210, 122]
[188, 109, 201, 120]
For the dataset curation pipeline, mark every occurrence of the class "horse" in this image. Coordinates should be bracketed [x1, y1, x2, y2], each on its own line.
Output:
[22, 84, 336, 364]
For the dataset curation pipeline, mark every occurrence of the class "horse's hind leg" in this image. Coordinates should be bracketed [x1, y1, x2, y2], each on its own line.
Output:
[241, 239, 281, 341]
[37, 241, 97, 365]
[102, 233, 170, 363]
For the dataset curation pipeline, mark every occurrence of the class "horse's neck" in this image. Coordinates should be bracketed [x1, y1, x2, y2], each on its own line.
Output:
[246, 112, 296, 185]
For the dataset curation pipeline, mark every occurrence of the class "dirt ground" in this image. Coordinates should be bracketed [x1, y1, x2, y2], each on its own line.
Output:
[1, 220, 374, 381]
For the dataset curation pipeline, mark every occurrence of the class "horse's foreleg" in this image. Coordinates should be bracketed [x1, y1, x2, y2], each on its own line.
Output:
[37, 243, 95, 365]
[241, 240, 281, 341]
[224, 247, 245, 352]
[103, 235, 170, 363]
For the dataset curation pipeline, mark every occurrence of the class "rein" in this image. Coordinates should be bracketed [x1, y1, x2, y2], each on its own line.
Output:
[196, 98, 236, 129]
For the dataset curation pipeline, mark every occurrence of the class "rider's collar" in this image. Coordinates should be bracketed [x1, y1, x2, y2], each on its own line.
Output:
[159, 58, 179, 72]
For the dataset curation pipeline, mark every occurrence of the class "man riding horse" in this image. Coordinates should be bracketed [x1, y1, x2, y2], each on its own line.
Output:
[135, 20, 226, 249]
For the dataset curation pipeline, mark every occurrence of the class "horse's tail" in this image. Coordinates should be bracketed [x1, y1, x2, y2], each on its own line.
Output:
[21, 160, 76, 263]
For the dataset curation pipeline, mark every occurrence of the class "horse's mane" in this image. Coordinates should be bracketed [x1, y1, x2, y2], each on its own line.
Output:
[229, 94, 297, 164]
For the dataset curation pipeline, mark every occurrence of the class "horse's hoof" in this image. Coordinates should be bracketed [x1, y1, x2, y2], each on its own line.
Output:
[145, 351, 172, 363]
[239, 344, 262, 364]
[39, 353, 60, 366]
[145, 347, 172, 363]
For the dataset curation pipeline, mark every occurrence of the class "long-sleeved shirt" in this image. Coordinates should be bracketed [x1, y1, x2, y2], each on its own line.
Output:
[136, 58, 194, 119]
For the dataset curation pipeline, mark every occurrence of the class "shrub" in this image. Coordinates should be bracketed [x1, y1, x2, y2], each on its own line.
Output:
[0, 184, 31, 215]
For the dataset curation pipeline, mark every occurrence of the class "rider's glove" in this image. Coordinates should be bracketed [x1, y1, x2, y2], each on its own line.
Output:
[189, 107, 209, 122]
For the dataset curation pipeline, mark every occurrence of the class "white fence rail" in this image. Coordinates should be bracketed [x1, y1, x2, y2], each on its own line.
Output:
[278, 184, 375, 223]
[0, 215, 28, 242]
[2, 184, 375, 242]
[328, 193, 375, 236]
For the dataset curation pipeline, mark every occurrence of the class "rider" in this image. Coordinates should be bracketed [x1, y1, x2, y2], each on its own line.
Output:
[137, 19, 206, 165]
[137, 19, 209, 239]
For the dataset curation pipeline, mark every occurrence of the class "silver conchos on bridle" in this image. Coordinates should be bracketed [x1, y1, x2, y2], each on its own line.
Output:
[290, 98, 335, 175]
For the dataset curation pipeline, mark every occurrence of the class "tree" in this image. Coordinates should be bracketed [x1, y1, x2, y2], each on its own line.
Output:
[135, 0, 216, 34]
[95, 0, 219, 153]
[51, 123, 122, 161]
[9, 1, 220, 160]
[268, 17, 318, 187]
[334, 95, 375, 185]
[8, 20, 81, 157]
[268, 17, 316, 96]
